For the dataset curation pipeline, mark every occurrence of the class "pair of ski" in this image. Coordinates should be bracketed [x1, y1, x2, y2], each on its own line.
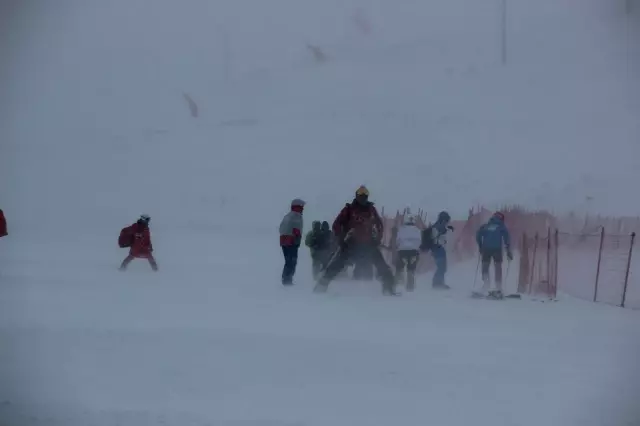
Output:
[313, 283, 402, 296]
[470, 290, 521, 300]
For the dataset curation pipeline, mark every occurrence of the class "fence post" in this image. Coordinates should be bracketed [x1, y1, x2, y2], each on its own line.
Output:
[518, 233, 529, 293]
[546, 227, 551, 296]
[594, 227, 605, 303]
[553, 229, 559, 298]
[621, 232, 636, 308]
[529, 233, 539, 294]
[500, 0, 508, 65]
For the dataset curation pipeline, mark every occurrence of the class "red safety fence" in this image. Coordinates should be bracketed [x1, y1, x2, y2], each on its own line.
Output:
[380, 205, 640, 309]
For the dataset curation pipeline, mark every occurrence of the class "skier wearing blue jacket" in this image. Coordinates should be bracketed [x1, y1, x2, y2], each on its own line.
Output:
[476, 212, 513, 298]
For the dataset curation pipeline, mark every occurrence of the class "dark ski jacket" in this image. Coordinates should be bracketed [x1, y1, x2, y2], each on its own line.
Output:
[476, 216, 511, 251]
[333, 200, 383, 245]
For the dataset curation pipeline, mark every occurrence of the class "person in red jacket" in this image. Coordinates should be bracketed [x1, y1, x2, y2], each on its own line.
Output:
[0, 209, 7, 238]
[119, 214, 158, 271]
[314, 186, 396, 295]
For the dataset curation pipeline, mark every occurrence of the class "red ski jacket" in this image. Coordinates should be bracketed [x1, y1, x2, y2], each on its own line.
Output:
[0, 209, 7, 238]
[127, 223, 153, 258]
[332, 200, 383, 245]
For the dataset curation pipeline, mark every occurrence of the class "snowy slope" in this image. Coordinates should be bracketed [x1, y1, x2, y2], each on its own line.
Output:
[1, 1, 640, 425]
[2, 237, 640, 426]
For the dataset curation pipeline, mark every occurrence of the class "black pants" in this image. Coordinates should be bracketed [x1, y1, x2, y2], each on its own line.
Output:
[395, 249, 419, 289]
[320, 243, 394, 290]
[281, 245, 299, 285]
[311, 255, 323, 279]
[310, 248, 332, 278]
[352, 246, 374, 280]
[395, 249, 419, 272]
[481, 248, 503, 286]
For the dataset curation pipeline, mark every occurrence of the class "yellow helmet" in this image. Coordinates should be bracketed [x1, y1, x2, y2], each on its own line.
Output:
[355, 185, 369, 197]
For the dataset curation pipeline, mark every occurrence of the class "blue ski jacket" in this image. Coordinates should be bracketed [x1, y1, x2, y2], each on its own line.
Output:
[476, 216, 511, 251]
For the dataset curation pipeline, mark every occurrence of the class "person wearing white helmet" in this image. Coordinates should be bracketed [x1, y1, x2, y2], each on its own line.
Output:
[279, 198, 306, 285]
[394, 214, 422, 291]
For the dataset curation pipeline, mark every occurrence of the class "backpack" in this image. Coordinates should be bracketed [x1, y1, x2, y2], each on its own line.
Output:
[118, 226, 133, 248]
[420, 225, 434, 252]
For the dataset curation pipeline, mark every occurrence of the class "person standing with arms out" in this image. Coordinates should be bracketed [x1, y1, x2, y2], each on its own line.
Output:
[279, 198, 305, 285]
[394, 214, 422, 291]
[119, 214, 158, 271]
[476, 211, 513, 299]
[314, 186, 396, 295]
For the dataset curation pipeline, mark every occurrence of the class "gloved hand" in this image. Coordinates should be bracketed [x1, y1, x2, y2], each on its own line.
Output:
[340, 229, 354, 249]
[447, 225, 455, 231]
[507, 249, 514, 261]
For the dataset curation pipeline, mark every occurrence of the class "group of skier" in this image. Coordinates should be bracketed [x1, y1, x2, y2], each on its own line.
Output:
[278, 185, 513, 298]
[111, 185, 513, 299]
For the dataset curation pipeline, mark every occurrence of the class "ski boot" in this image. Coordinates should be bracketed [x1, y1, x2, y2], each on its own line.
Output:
[487, 289, 504, 300]
[382, 285, 401, 296]
[313, 278, 329, 293]
[405, 273, 415, 292]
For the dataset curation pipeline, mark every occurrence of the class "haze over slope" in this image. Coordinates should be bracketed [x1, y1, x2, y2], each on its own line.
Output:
[3, 4, 640, 425]
[1, 0, 639, 234]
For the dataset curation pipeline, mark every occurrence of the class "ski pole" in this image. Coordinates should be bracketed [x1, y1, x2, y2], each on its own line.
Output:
[472, 255, 481, 291]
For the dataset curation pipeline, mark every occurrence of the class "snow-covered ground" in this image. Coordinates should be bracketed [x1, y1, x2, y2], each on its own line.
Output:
[2, 0, 640, 424]
[1, 234, 640, 426]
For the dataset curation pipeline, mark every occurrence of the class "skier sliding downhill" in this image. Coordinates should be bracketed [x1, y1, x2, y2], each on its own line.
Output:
[314, 186, 397, 295]
[394, 214, 422, 291]
[476, 211, 513, 299]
